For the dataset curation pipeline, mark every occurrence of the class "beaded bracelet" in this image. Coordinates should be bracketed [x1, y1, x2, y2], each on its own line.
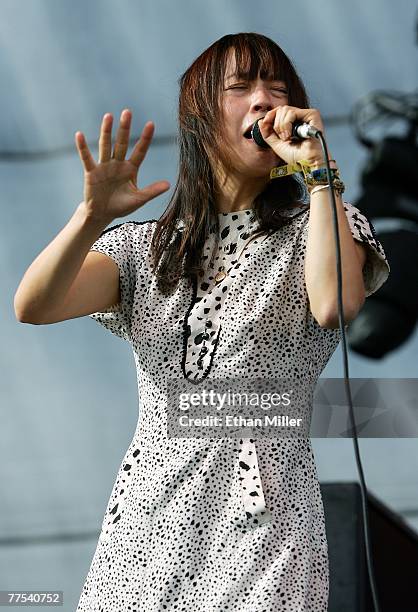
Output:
[305, 167, 340, 186]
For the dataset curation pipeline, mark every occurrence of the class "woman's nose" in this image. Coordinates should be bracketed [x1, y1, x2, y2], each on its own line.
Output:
[250, 88, 274, 113]
[251, 101, 273, 113]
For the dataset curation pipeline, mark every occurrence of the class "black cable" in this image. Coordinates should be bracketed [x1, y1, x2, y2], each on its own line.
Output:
[0, 530, 100, 546]
[0, 134, 176, 161]
[316, 131, 381, 612]
[0, 114, 350, 162]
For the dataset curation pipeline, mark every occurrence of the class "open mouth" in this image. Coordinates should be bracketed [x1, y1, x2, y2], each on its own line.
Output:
[243, 126, 253, 139]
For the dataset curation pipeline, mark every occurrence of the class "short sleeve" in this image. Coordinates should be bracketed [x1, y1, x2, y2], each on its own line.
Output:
[343, 201, 390, 297]
[87, 221, 140, 342]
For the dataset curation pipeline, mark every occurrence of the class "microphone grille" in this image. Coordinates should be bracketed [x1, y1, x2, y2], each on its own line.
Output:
[251, 119, 270, 148]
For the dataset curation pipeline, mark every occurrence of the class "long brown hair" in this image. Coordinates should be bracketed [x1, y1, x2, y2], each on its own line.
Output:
[151, 32, 310, 295]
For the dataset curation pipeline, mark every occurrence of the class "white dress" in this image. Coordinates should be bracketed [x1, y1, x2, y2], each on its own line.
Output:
[76, 200, 390, 611]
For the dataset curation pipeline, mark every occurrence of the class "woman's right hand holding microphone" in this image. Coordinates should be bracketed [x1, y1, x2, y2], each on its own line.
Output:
[75, 109, 170, 225]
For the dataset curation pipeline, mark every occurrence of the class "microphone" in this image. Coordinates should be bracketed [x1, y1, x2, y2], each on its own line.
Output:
[251, 118, 320, 148]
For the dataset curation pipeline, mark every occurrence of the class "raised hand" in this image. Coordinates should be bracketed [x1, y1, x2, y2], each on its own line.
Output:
[75, 109, 170, 224]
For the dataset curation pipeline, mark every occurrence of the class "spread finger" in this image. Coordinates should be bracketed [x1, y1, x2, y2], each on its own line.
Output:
[75, 132, 96, 172]
[112, 109, 131, 161]
[129, 121, 154, 169]
[99, 113, 113, 163]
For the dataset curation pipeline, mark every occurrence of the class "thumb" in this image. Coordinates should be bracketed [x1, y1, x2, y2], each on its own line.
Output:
[137, 180, 171, 205]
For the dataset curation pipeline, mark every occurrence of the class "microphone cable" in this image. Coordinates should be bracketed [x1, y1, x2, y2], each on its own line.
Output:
[251, 118, 382, 612]
[315, 131, 381, 612]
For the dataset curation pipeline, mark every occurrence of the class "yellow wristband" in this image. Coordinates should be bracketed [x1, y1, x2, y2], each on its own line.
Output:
[269, 159, 313, 180]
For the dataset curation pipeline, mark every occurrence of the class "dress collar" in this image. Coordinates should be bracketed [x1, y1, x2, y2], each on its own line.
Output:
[175, 203, 309, 232]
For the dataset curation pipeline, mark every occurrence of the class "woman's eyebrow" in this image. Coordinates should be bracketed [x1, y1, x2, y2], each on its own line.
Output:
[225, 73, 286, 84]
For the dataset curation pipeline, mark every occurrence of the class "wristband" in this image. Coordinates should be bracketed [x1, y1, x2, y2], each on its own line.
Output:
[269, 160, 312, 179]
[269, 160, 339, 181]
[309, 181, 345, 196]
[309, 184, 332, 196]
[305, 167, 340, 186]
[269, 159, 345, 195]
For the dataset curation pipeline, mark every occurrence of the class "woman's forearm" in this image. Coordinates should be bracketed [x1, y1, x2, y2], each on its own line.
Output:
[304, 187, 366, 328]
[14, 203, 110, 323]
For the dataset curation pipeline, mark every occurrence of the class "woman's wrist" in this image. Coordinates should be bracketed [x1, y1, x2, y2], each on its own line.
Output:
[308, 158, 338, 170]
[304, 157, 346, 196]
[308, 182, 345, 197]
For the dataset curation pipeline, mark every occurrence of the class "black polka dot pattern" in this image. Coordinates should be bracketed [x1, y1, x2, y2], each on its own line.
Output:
[184, 209, 267, 384]
[78, 200, 390, 611]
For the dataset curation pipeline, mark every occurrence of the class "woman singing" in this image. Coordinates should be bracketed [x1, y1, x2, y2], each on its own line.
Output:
[15, 32, 390, 612]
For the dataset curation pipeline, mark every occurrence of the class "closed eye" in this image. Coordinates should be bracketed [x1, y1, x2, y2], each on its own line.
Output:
[227, 85, 288, 94]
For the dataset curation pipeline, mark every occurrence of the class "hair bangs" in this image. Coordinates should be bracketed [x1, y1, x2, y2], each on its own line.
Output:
[225, 36, 286, 84]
